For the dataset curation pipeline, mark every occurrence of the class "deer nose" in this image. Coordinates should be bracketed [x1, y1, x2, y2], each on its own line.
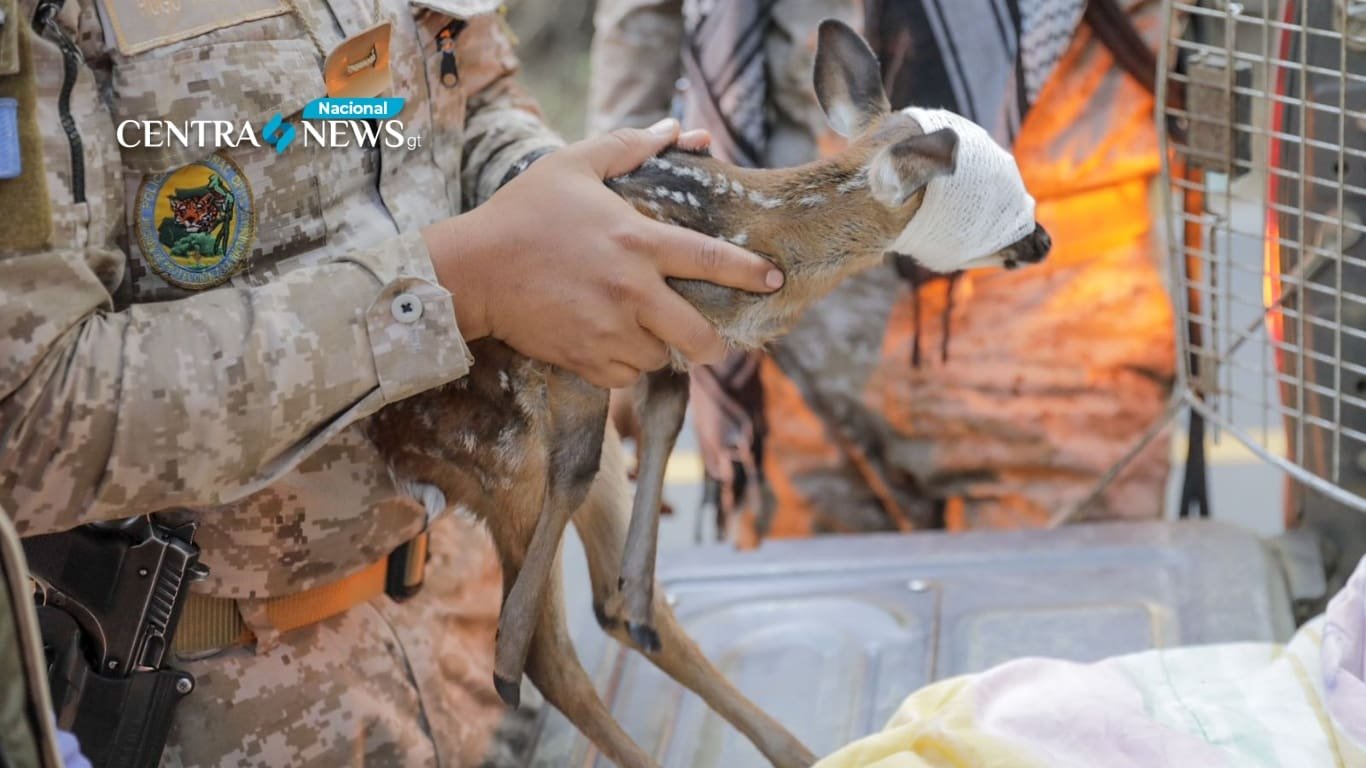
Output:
[1017, 223, 1051, 264]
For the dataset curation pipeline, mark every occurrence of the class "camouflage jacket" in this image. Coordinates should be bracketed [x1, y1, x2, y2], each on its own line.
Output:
[0, 0, 561, 605]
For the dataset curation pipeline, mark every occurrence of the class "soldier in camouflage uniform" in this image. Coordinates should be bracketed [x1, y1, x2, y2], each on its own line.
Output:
[0, 0, 780, 763]
[591, 0, 1174, 537]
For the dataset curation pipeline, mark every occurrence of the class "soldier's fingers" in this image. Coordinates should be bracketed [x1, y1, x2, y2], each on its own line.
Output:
[586, 361, 643, 390]
[638, 289, 728, 365]
[645, 222, 784, 294]
[570, 119, 681, 179]
[616, 332, 671, 373]
[677, 129, 712, 152]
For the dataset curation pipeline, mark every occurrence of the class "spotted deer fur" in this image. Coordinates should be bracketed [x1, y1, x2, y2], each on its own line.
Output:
[366, 20, 1049, 768]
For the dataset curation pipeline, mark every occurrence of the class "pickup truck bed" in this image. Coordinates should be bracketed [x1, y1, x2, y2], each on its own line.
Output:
[526, 520, 1296, 767]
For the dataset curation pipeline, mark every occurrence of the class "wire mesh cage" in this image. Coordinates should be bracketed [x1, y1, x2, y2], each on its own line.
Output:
[1158, 0, 1366, 546]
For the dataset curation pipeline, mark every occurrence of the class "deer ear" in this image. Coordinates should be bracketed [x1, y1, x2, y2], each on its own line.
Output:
[814, 19, 890, 137]
[868, 128, 959, 207]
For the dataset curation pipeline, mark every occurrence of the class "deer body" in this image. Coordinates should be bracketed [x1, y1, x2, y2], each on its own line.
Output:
[619, 145, 901, 358]
[367, 20, 1048, 768]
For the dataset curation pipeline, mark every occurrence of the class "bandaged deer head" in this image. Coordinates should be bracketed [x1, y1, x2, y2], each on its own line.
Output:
[813, 19, 1050, 274]
[609, 19, 1049, 357]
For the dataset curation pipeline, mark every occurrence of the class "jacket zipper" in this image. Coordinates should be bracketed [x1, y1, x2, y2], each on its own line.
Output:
[437, 20, 464, 88]
[33, 0, 85, 204]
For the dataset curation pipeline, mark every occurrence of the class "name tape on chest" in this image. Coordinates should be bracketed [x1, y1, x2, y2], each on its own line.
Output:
[96, 0, 290, 56]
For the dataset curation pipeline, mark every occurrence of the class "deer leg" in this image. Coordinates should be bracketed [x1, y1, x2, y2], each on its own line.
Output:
[619, 368, 689, 651]
[621, 592, 816, 768]
[576, 435, 818, 768]
[494, 379, 610, 707]
[525, 549, 660, 768]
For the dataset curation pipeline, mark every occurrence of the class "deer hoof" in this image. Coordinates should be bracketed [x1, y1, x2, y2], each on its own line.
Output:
[593, 602, 620, 630]
[493, 673, 522, 708]
[627, 622, 662, 653]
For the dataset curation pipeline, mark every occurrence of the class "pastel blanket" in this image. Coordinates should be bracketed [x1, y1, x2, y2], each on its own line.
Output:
[817, 558, 1366, 768]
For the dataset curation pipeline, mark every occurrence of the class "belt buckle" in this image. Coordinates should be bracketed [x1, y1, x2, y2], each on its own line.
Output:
[385, 530, 429, 602]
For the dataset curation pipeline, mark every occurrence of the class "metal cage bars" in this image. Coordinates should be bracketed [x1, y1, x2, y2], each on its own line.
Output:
[1160, 0, 1366, 515]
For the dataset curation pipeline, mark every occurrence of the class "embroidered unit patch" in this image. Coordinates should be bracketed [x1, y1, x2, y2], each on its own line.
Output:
[135, 154, 255, 290]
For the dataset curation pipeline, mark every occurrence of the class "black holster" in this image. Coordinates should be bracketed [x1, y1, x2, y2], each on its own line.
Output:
[25, 517, 208, 768]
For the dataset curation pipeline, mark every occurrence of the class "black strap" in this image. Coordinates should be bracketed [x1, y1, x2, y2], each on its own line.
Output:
[1085, 0, 1187, 111]
[1085, 0, 1157, 94]
[1179, 397, 1210, 518]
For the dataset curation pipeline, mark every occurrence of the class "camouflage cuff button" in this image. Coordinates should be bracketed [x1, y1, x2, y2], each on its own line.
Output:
[352, 230, 471, 400]
[391, 292, 424, 323]
[367, 276, 469, 402]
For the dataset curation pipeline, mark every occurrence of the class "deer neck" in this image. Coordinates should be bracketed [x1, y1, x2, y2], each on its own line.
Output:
[611, 148, 897, 350]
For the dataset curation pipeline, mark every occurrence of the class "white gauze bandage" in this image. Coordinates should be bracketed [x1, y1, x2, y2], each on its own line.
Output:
[888, 108, 1037, 272]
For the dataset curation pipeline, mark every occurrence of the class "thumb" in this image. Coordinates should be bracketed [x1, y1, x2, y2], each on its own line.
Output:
[572, 119, 681, 179]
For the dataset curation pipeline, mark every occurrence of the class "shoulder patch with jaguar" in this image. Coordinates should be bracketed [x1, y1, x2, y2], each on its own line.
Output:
[135, 154, 255, 290]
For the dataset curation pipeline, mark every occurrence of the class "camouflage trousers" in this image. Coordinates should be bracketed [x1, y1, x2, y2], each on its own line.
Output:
[163, 513, 514, 767]
[757, 177, 1177, 537]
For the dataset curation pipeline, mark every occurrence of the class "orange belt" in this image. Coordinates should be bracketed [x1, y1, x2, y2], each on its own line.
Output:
[173, 558, 389, 653]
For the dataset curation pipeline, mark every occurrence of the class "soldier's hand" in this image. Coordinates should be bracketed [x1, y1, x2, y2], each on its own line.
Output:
[425, 119, 784, 390]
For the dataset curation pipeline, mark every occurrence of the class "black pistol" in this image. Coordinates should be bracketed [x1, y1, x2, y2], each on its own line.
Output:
[23, 516, 208, 768]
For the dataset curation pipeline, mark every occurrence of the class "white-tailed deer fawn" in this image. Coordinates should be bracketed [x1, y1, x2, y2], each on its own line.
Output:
[366, 20, 1049, 768]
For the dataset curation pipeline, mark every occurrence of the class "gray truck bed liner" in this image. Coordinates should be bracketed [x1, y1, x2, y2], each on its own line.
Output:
[527, 520, 1296, 767]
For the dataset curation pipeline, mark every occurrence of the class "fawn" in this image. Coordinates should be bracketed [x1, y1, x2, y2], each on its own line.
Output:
[366, 19, 1049, 768]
